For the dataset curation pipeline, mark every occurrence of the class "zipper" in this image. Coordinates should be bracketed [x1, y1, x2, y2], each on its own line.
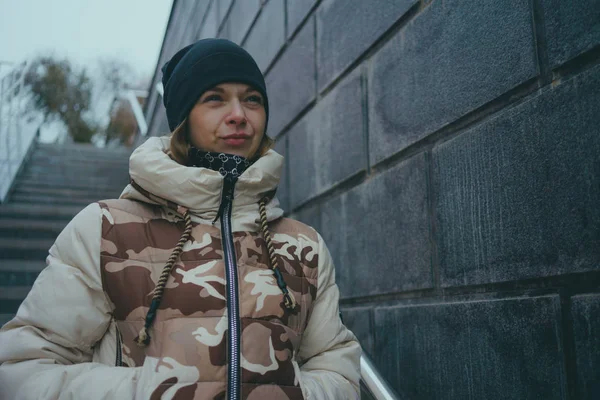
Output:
[220, 180, 241, 400]
[115, 320, 123, 367]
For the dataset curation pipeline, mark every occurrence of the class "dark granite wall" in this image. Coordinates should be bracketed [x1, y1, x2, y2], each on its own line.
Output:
[144, 1, 600, 398]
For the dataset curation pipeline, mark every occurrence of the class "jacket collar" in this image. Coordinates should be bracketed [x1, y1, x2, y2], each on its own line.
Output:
[119, 136, 284, 231]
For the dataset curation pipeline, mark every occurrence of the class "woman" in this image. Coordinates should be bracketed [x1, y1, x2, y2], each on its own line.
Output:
[0, 39, 361, 399]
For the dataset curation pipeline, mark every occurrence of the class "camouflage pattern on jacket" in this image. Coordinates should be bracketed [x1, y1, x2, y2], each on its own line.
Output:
[99, 199, 318, 399]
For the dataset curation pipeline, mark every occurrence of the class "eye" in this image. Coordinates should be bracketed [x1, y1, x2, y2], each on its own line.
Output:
[202, 94, 222, 102]
[245, 95, 263, 105]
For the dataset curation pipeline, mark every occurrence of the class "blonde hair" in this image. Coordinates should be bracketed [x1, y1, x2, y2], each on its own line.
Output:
[169, 118, 274, 165]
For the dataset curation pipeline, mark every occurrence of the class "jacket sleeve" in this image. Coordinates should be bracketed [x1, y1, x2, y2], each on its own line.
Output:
[295, 233, 362, 399]
[0, 203, 142, 400]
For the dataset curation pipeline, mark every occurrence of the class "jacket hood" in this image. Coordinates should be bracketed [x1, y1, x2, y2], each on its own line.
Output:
[120, 136, 284, 231]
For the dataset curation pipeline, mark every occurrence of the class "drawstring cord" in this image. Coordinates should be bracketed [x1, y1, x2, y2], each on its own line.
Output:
[134, 206, 193, 347]
[135, 198, 297, 347]
[258, 198, 297, 311]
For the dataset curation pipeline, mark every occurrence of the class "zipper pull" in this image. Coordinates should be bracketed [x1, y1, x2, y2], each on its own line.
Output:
[213, 179, 236, 224]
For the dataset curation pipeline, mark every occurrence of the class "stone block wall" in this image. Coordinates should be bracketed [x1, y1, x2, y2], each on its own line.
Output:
[144, 1, 600, 397]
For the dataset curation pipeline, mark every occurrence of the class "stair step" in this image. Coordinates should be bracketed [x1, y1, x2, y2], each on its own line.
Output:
[10, 193, 98, 207]
[36, 141, 131, 151]
[27, 159, 129, 172]
[23, 162, 129, 172]
[18, 173, 126, 185]
[0, 219, 66, 239]
[1, 286, 32, 299]
[26, 153, 129, 163]
[35, 143, 131, 157]
[0, 203, 83, 221]
[0, 313, 14, 327]
[0, 238, 53, 260]
[13, 183, 122, 199]
[0, 273, 41, 288]
[22, 172, 129, 184]
[31, 152, 130, 164]
[0, 286, 32, 314]
[13, 178, 126, 194]
[0, 260, 47, 273]
[23, 163, 129, 177]
[32, 146, 129, 155]
[0, 260, 45, 286]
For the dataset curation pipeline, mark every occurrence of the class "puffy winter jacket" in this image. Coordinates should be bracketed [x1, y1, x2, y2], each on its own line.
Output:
[0, 137, 361, 399]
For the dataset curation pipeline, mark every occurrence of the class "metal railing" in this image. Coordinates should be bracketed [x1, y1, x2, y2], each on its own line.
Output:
[0, 60, 40, 203]
[360, 353, 401, 400]
[123, 89, 148, 137]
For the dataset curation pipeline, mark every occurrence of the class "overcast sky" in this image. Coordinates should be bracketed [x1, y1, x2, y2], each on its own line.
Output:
[0, 0, 173, 142]
[0, 0, 173, 79]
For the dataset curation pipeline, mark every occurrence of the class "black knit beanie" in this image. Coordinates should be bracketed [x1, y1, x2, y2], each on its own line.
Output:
[161, 39, 269, 132]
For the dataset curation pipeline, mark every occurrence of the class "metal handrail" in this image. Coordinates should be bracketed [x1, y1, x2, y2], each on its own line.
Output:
[123, 89, 148, 136]
[360, 353, 401, 400]
[155, 82, 164, 97]
[0, 60, 39, 203]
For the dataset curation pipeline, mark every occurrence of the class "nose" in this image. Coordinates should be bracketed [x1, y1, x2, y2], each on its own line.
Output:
[227, 99, 246, 125]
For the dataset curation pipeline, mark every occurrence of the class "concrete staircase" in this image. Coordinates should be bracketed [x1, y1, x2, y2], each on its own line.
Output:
[0, 142, 131, 325]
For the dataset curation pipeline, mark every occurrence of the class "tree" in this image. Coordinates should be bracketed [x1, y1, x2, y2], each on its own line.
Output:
[97, 58, 136, 95]
[23, 56, 98, 143]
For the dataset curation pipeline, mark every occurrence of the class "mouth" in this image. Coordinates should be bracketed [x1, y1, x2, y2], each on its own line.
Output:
[222, 133, 251, 146]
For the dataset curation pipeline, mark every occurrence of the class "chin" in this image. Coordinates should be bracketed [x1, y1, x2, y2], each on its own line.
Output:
[223, 148, 247, 157]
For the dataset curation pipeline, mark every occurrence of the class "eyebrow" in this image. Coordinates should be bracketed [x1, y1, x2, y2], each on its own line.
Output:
[204, 86, 260, 94]
[206, 87, 225, 93]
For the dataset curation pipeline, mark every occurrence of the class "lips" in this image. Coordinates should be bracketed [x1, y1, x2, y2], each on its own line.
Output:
[222, 133, 251, 147]
[222, 132, 250, 140]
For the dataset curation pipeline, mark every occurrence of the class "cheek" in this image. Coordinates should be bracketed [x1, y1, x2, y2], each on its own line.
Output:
[250, 110, 267, 135]
[189, 112, 219, 146]
[250, 113, 266, 156]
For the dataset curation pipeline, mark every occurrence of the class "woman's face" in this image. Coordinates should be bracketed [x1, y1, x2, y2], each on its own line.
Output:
[188, 82, 266, 159]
